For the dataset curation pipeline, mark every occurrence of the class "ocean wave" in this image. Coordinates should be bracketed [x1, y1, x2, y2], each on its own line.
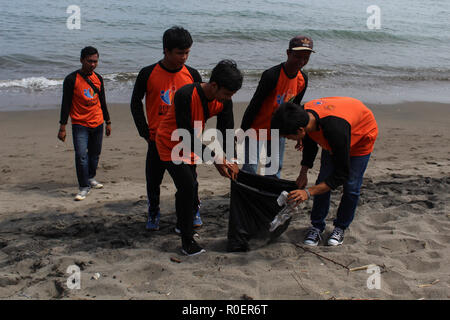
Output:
[195, 28, 412, 43]
[103, 72, 138, 82]
[0, 54, 69, 68]
[0, 77, 62, 90]
[1, 66, 448, 92]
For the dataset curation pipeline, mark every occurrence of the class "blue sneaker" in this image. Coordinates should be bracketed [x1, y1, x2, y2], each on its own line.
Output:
[146, 211, 160, 231]
[193, 207, 202, 228]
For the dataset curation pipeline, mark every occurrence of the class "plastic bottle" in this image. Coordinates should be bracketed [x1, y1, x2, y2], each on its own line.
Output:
[269, 191, 298, 232]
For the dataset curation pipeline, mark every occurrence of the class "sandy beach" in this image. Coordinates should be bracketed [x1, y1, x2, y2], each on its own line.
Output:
[0, 101, 449, 300]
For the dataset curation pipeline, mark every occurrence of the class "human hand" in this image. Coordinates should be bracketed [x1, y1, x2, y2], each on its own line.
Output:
[105, 123, 111, 136]
[295, 139, 303, 151]
[57, 126, 66, 142]
[287, 189, 309, 206]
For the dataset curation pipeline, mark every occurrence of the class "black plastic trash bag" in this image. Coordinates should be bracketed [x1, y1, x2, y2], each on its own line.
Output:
[227, 170, 299, 252]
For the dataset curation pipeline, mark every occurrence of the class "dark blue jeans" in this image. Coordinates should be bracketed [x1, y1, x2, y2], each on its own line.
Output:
[72, 124, 103, 189]
[311, 149, 371, 232]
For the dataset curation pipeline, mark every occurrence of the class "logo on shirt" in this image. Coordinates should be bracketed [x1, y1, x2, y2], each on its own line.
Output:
[276, 89, 295, 106]
[160, 86, 177, 105]
[276, 93, 286, 106]
[83, 88, 96, 99]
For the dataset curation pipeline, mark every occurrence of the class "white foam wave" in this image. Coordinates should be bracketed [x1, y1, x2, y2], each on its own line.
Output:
[0, 77, 62, 90]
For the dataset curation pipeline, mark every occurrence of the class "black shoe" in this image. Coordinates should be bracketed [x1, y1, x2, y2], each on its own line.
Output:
[303, 227, 322, 246]
[181, 239, 206, 256]
[327, 227, 345, 246]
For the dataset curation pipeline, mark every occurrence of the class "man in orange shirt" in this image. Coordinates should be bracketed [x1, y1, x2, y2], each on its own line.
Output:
[156, 60, 242, 256]
[131, 27, 202, 231]
[241, 36, 313, 177]
[271, 98, 378, 246]
[58, 46, 111, 201]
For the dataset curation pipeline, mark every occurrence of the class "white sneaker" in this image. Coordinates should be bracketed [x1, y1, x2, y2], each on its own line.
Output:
[75, 188, 90, 201]
[89, 178, 103, 189]
[327, 227, 345, 246]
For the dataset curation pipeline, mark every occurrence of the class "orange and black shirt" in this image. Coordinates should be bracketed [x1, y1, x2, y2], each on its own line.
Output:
[156, 83, 234, 164]
[130, 61, 202, 141]
[241, 63, 308, 139]
[302, 97, 379, 189]
[59, 70, 110, 128]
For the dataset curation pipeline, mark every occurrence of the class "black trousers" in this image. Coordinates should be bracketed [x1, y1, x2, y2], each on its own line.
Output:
[146, 140, 200, 217]
[146, 140, 166, 213]
[164, 161, 200, 243]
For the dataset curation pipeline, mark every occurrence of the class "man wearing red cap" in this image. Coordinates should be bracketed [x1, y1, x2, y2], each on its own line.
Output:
[240, 36, 314, 178]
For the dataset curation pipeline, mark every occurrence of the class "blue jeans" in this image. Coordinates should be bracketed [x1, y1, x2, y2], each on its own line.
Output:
[72, 124, 103, 189]
[242, 136, 286, 178]
[311, 149, 371, 232]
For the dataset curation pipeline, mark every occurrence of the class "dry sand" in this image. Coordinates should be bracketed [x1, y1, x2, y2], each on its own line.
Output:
[0, 101, 449, 300]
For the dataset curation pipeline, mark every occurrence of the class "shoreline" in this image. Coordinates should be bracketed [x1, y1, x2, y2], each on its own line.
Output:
[0, 101, 449, 299]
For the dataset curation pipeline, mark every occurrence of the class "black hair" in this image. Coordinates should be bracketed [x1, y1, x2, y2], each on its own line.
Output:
[80, 46, 99, 59]
[209, 59, 243, 92]
[271, 102, 309, 135]
[163, 26, 193, 52]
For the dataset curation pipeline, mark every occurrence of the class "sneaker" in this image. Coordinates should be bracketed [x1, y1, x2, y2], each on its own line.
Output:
[193, 208, 203, 228]
[74, 188, 90, 201]
[181, 239, 206, 256]
[303, 227, 322, 246]
[327, 227, 345, 246]
[88, 178, 103, 189]
[146, 211, 160, 231]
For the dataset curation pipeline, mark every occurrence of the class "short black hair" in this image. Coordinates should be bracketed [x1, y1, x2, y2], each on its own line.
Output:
[163, 26, 193, 51]
[271, 102, 309, 135]
[209, 59, 243, 92]
[80, 46, 99, 59]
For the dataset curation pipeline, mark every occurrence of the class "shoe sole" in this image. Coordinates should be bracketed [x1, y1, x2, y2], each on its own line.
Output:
[146, 226, 159, 231]
[327, 240, 343, 246]
[91, 185, 103, 189]
[303, 241, 319, 246]
[74, 190, 91, 201]
[181, 248, 206, 256]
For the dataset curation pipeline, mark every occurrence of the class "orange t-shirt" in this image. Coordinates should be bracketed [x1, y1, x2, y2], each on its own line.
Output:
[145, 64, 198, 140]
[304, 97, 378, 156]
[156, 84, 227, 164]
[250, 66, 305, 139]
[70, 72, 104, 128]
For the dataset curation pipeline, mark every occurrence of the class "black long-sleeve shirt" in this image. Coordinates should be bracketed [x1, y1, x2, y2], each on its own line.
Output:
[301, 114, 352, 190]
